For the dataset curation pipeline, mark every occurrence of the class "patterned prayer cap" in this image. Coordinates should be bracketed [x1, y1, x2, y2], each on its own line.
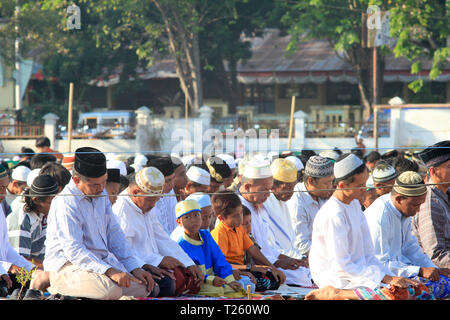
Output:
[135, 167, 165, 194]
[305, 155, 333, 178]
[372, 161, 398, 182]
[393, 171, 427, 197]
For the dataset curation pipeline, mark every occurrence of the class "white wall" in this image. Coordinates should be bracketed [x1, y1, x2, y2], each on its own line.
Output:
[1, 108, 448, 159]
[395, 108, 450, 147]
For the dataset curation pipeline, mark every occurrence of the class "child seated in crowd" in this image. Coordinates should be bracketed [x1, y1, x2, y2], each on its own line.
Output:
[210, 191, 284, 291]
[170, 193, 213, 240]
[172, 199, 248, 297]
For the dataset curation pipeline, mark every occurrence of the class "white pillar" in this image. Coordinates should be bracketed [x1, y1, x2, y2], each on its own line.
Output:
[42, 113, 59, 149]
[135, 106, 152, 153]
[293, 110, 308, 151]
[390, 108, 401, 148]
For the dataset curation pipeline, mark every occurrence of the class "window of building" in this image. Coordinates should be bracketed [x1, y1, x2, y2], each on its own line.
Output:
[279, 83, 318, 99]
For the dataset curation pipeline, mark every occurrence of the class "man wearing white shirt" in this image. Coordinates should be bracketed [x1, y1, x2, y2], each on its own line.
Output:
[365, 171, 450, 299]
[238, 158, 312, 287]
[113, 167, 204, 296]
[264, 158, 305, 260]
[0, 164, 34, 297]
[286, 155, 334, 257]
[309, 153, 420, 293]
[44, 147, 155, 300]
[148, 157, 179, 235]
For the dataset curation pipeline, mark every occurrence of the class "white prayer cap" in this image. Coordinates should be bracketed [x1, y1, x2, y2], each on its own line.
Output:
[216, 154, 236, 169]
[285, 156, 304, 171]
[334, 153, 365, 181]
[236, 158, 246, 176]
[242, 158, 272, 179]
[170, 153, 183, 167]
[107, 159, 127, 176]
[319, 150, 340, 161]
[186, 192, 211, 208]
[186, 166, 211, 186]
[182, 155, 196, 167]
[11, 165, 31, 182]
[27, 168, 41, 187]
[131, 154, 148, 172]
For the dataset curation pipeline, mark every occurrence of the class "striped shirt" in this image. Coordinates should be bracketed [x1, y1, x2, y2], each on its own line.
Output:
[0, 203, 33, 274]
[7, 208, 46, 262]
[411, 185, 450, 268]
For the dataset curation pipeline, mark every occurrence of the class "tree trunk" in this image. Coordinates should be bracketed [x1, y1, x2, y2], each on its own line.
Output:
[152, 0, 203, 114]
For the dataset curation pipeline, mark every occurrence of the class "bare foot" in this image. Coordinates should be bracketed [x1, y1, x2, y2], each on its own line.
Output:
[305, 286, 341, 300]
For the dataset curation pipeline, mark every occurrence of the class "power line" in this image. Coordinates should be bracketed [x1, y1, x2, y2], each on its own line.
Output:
[8, 181, 449, 198]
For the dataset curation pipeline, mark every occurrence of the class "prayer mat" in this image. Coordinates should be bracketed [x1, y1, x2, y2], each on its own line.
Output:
[354, 283, 434, 300]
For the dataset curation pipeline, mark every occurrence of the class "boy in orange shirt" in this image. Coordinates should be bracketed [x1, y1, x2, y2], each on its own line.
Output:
[210, 191, 285, 291]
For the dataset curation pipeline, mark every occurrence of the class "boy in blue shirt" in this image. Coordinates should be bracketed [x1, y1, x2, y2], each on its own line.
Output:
[173, 199, 245, 296]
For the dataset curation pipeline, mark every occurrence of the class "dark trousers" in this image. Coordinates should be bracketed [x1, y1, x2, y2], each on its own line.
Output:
[145, 269, 176, 297]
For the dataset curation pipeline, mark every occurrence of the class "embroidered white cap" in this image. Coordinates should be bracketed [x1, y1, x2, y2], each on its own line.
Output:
[135, 166, 165, 194]
[243, 158, 272, 179]
[186, 166, 211, 186]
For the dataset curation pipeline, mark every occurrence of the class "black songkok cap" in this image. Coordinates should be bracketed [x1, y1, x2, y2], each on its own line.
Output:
[30, 174, 59, 196]
[107, 168, 121, 183]
[74, 147, 107, 178]
[147, 157, 175, 177]
[419, 140, 450, 168]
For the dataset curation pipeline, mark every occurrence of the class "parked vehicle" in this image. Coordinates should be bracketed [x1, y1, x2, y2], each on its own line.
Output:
[76, 110, 136, 138]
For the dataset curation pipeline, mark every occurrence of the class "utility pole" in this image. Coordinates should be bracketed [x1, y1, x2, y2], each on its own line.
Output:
[14, 1, 22, 121]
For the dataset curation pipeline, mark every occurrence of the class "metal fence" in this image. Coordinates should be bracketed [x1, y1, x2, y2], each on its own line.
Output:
[0, 124, 44, 139]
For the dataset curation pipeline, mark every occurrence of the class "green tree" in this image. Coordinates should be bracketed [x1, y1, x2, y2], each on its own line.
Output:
[200, 0, 285, 113]
[389, 0, 449, 93]
[281, 0, 449, 121]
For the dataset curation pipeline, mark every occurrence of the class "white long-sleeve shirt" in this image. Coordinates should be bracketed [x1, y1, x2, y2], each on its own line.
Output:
[309, 196, 392, 289]
[154, 189, 178, 235]
[44, 180, 142, 274]
[286, 182, 327, 255]
[240, 195, 312, 286]
[112, 191, 195, 268]
[263, 193, 304, 259]
[1, 203, 33, 274]
[364, 194, 436, 278]
[239, 196, 280, 264]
